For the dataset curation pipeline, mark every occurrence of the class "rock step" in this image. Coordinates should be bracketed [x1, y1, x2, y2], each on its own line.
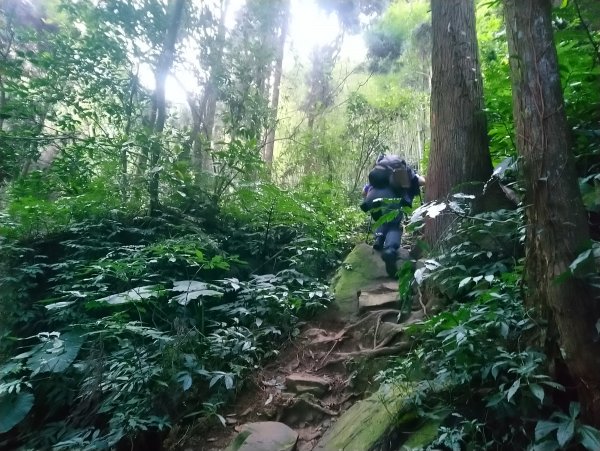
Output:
[285, 373, 331, 397]
[358, 280, 399, 312]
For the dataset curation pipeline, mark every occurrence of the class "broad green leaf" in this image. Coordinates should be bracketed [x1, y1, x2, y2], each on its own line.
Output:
[458, 277, 471, 288]
[506, 378, 520, 402]
[26, 332, 83, 374]
[171, 280, 223, 306]
[579, 425, 600, 450]
[532, 441, 559, 451]
[569, 402, 580, 419]
[557, 418, 575, 447]
[172, 289, 223, 306]
[530, 383, 544, 403]
[95, 285, 159, 305]
[569, 249, 591, 273]
[0, 391, 34, 433]
[44, 301, 75, 310]
[535, 420, 559, 441]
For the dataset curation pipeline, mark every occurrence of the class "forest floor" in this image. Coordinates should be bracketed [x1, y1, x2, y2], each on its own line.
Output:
[174, 244, 425, 451]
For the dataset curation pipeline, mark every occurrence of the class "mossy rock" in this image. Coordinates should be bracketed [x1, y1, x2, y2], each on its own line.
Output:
[330, 243, 390, 319]
[400, 419, 442, 450]
[313, 383, 416, 451]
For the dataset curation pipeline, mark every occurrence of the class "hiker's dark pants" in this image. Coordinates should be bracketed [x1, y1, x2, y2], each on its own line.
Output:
[362, 187, 404, 252]
[375, 217, 403, 251]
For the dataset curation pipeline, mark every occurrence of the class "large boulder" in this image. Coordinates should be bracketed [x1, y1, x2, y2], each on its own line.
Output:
[330, 243, 391, 319]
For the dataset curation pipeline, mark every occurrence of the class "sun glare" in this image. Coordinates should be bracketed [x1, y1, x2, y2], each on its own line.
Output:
[141, 0, 366, 103]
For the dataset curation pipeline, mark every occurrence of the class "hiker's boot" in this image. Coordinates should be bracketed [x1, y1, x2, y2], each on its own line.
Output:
[373, 233, 385, 251]
[382, 248, 398, 278]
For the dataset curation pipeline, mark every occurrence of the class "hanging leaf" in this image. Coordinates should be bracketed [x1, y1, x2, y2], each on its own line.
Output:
[0, 391, 34, 433]
[506, 378, 520, 402]
[569, 249, 592, 275]
[530, 383, 544, 403]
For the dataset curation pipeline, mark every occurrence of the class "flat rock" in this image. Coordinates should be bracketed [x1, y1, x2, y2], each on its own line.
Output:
[226, 421, 298, 451]
[358, 282, 399, 311]
[285, 373, 330, 396]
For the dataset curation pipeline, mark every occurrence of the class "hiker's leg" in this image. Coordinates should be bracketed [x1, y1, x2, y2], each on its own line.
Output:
[384, 226, 402, 250]
[381, 220, 403, 277]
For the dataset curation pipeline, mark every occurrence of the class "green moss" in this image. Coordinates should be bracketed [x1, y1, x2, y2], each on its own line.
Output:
[400, 420, 441, 450]
[330, 243, 388, 318]
[313, 383, 416, 451]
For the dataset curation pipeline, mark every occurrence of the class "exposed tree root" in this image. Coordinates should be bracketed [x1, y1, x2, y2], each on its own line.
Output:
[309, 309, 402, 346]
[322, 342, 411, 367]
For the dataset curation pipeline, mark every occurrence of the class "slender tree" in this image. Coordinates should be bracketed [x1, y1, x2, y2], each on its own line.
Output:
[504, 0, 600, 425]
[425, 0, 493, 245]
[148, 0, 186, 215]
[263, 0, 290, 168]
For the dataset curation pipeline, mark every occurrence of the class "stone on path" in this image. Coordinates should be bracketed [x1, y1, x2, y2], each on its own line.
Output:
[285, 373, 330, 396]
[358, 281, 399, 311]
[330, 243, 390, 318]
[226, 421, 298, 451]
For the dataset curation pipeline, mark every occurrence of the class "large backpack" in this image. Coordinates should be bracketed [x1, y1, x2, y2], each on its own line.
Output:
[368, 155, 413, 191]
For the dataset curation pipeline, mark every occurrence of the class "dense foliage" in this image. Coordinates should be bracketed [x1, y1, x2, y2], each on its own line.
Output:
[0, 0, 599, 449]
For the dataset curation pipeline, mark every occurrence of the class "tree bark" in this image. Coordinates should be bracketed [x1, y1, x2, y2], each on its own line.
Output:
[504, 0, 600, 426]
[425, 0, 492, 246]
[148, 0, 186, 216]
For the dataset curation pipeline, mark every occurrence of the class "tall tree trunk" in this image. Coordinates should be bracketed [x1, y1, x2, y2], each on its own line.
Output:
[425, 0, 492, 246]
[264, 0, 290, 168]
[121, 68, 138, 202]
[189, 0, 229, 177]
[504, 0, 600, 426]
[148, 0, 186, 216]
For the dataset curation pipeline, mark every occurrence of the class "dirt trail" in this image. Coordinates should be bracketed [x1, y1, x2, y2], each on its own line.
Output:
[179, 244, 424, 451]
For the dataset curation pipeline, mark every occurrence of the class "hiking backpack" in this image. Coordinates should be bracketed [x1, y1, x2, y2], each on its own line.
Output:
[368, 155, 413, 191]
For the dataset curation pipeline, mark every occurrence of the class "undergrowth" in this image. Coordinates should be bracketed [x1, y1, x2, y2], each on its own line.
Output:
[0, 178, 362, 449]
[380, 202, 600, 451]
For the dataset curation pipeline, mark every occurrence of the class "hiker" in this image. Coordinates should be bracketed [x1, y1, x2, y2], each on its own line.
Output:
[360, 155, 425, 277]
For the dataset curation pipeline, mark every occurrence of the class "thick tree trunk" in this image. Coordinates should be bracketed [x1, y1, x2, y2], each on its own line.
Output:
[425, 0, 492, 246]
[504, 0, 600, 426]
[148, 0, 186, 216]
[263, 0, 290, 168]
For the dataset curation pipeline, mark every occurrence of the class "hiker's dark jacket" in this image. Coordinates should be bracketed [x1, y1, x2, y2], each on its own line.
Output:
[360, 174, 420, 221]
